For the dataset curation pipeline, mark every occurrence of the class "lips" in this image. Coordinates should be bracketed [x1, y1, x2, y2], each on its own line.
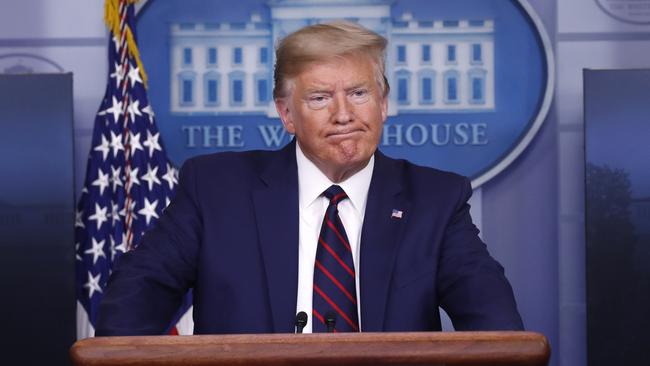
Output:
[327, 129, 364, 138]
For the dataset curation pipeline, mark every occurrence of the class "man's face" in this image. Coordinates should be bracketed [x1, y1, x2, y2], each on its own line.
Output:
[275, 54, 388, 182]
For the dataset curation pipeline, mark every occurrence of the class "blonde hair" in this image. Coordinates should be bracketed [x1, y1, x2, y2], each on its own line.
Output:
[273, 21, 389, 99]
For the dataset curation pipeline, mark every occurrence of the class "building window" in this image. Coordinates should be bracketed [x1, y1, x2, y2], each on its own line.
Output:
[398, 78, 408, 103]
[443, 20, 459, 27]
[444, 70, 459, 104]
[421, 45, 431, 63]
[257, 79, 268, 103]
[203, 72, 220, 106]
[395, 70, 411, 105]
[468, 68, 486, 104]
[472, 44, 482, 64]
[229, 71, 245, 106]
[418, 70, 436, 105]
[253, 73, 270, 105]
[472, 77, 483, 101]
[183, 80, 193, 103]
[207, 47, 218, 66]
[396, 45, 406, 64]
[178, 71, 196, 106]
[447, 45, 456, 63]
[183, 48, 192, 66]
[259, 47, 269, 64]
[233, 80, 243, 103]
[233, 47, 243, 65]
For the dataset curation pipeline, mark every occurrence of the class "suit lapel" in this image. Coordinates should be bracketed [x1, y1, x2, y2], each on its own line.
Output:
[359, 151, 411, 331]
[252, 142, 299, 333]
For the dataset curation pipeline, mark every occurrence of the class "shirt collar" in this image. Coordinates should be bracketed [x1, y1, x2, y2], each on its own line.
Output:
[296, 141, 374, 218]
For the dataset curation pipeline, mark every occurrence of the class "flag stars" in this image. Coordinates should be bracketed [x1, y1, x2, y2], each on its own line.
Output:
[93, 134, 111, 162]
[110, 201, 121, 226]
[110, 166, 123, 192]
[91, 168, 110, 196]
[119, 200, 138, 222]
[143, 130, 162, 158]
[75, 209, 85, 229]
[128, 132, 144, 157]
[88, 203, 109, 230]
[109, 61, 124, 88]
[128, 64, 143, 87]
[84, 271, 103, 299]
[104, 96, 124, 124]
[109, 131, 124, 157]
[141, 164, 161, 191]
[110, 235, 127, 260]
[127, 99, 142, 123]
[142, 104, 155, 124]
[114, 237, 127, 254]
[84, 237, 106, 265]
[162, 164, 178, 190]
[75, 242, 83, 261]
[138, 198, 159, 225]
[111, 36, 120, 53]
[126, 167, 140, 193]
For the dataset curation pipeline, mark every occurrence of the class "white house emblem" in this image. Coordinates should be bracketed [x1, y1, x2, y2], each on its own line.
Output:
[137, 0, 553, 187]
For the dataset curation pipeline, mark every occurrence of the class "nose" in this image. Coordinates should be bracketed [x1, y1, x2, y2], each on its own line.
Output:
[331, 92, 354, 124]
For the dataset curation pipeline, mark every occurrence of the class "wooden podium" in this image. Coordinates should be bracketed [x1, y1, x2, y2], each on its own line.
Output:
[70, 331, 549, 366]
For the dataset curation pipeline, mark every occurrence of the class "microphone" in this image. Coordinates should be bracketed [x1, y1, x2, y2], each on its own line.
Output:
[295, 311, 308, 334]
[325, 311, 337, 333]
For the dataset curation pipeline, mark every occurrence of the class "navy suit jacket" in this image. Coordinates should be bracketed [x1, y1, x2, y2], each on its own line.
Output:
[96, 142, 523, 335]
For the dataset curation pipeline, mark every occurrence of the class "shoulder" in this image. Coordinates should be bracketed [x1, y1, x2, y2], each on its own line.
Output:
[177, 148, 285, 190]
[377, 152, 470, 192]
[374, 151, 473, 212]
[183, 149, 277, 173]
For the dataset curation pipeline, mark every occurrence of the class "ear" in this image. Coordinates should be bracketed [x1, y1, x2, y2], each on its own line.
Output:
[380, 94, 388, 122]
[275, 98, 296, 134]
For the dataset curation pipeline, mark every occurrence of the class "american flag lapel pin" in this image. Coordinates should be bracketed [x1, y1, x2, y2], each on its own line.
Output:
[391, 209, 403, 219]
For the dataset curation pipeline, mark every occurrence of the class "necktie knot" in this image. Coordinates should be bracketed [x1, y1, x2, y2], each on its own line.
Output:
[323, 185, 347, 205]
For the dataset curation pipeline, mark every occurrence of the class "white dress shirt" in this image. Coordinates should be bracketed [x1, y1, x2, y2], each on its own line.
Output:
[294, 142, 374, 333]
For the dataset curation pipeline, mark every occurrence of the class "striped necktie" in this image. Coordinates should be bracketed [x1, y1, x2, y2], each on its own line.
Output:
[312, 185, 359, 332]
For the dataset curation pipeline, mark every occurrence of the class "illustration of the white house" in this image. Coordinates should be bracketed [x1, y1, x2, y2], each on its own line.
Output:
[169, 0, 495, 116]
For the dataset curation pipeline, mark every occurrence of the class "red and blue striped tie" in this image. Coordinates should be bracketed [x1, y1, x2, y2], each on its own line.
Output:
[313, 185, 359, 332]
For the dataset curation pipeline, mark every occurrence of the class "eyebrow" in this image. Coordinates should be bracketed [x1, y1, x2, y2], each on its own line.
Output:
[303, 87, 332, 94]
[345, 83, 369, 92]
[303, 82, 370, 95]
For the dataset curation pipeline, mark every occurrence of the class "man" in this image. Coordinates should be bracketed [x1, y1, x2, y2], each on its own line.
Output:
[96, 21, 523, 335]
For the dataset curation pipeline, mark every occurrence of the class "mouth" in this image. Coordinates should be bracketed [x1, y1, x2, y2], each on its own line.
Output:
[326, 129, 364, 138]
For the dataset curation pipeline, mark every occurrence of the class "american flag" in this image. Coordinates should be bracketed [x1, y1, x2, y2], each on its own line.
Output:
[75, 0, 191, 338]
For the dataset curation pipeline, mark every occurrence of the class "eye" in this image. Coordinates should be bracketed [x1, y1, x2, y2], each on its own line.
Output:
[350, 88, 370, 103]
[353, 89, 367, 97]
[306, 94, 330, 110]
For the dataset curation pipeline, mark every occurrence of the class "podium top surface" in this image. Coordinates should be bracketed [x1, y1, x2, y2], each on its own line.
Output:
[71, 331, 550, 366]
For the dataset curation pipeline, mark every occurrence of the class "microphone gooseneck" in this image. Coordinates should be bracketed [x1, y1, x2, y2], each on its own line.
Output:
[325, 311, 337, 333]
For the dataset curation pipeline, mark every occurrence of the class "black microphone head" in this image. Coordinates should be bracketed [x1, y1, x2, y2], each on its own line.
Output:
[295, 311, 308, 327]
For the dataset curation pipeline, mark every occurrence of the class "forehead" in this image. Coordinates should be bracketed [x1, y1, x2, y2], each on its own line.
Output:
[294, 55, 376, 90]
